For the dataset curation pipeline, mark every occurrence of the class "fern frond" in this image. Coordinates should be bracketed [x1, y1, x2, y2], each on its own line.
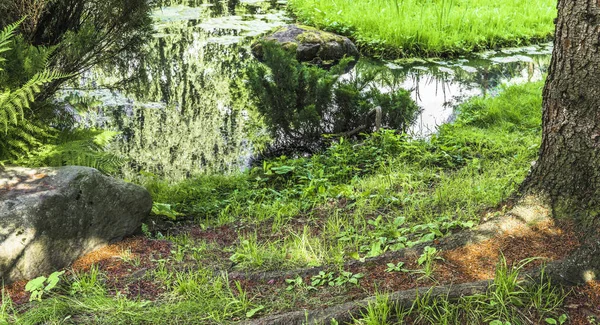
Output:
[18, 130, 126, 174]
[0, 119, 49, 159]
[0, 90, 19, 132]
[38, 45, 58, 70]
[93, 130, 120, 147]
[0, 18, 78, 161]
[0, 17, 25, 56]
[16, 69, 69, 98]
[0, 19, 67, 137]
[1, 69, 68, 133]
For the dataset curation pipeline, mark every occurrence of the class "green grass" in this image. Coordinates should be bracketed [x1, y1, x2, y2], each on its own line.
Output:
[2, 256, 566, 325]
[2, 265, 259, 325]
[2, 82, 554, 324]
[353, 257, 567, 325]
[143, 81, 543, 268]
[287, 0, 556, 57]
[146, 83, 542, 251]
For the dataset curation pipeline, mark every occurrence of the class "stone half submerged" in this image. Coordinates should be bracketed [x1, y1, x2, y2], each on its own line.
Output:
[251, 24, 360, 67]
[0, 166, 152, 284]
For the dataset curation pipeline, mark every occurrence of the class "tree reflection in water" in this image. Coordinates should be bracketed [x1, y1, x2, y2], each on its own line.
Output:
[70, 0, 551, 181]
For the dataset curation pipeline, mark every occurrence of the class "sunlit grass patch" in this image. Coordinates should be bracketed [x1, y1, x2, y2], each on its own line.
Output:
[352, 257, 567, 324]
[288, 0, 556, 57]
[144, 81, 544, 271]
[4, 81, 560, 325]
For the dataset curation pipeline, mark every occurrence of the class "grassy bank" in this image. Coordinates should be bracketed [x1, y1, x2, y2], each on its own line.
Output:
[2, 82, 570, 324]
[147, 81, 543, 235]
[287, 0, 556, 57]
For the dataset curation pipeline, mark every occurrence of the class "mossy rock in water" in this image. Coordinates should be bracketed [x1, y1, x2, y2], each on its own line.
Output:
[252, 24, 359, 67]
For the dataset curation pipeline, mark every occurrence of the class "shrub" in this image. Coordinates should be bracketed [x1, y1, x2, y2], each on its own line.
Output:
[246, 41, 420, 154]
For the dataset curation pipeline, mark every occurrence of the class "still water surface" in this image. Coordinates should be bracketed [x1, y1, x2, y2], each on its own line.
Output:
[71, 0, 551, 180]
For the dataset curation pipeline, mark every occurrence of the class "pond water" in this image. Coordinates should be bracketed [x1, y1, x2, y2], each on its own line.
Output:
[69, 0, 551, 181]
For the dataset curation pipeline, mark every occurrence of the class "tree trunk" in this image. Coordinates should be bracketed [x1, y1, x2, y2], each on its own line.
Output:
[522, 0, 600, 284]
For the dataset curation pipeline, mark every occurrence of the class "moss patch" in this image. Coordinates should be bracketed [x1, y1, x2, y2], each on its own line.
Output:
[295, 28, 345, 44]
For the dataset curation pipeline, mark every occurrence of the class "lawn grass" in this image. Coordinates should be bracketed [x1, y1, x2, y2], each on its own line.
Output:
[145, 81, 544, 246]
[354, 258, 567, 325]
[2, 82, 564, 324]
[2, 256, 568, 325]
[287, 0, 557, 58]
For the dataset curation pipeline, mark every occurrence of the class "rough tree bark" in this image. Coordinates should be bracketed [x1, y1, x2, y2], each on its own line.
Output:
[522, 0, 600, 284]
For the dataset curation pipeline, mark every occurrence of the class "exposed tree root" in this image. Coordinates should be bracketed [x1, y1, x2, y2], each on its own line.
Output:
[239, 196, 574, 324]
[230, 196, 553, 283]
[244, 280, 493, 325]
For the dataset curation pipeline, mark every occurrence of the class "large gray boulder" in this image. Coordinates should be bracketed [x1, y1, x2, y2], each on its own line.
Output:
[252, 24, 360, 66]
[0, 166, 152, 284]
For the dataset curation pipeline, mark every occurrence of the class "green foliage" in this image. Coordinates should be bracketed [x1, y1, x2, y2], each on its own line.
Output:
[171, 270, 257, 322]
[122, 83, 539, 275]
[544, 314, 568, 325]
[0, 0, 153, 95]
[309, 270, 364, 288]
[0, 80, 565, 325]
[353, 258, 567, 324]
[338, 215, 474, 260]
[69, 265, 105, 297]
[246, 305, 265, 319]
[385, 261, 409, 273]
[356, 292, 394, 325]
[140, 172, 251, 220]
[310, 271, 335, 287]
[285, 276, 306, 291]
[288, 0, 556, 57]
[334, 271, 364, 286]
[0, 288, 15, 325]
[12, 267, 261, 324]
[142, 82, 544, 274]
[17, 129, 125, 174]
[246, 41, 419, 152]
[416, 246, 443, 279]
[0, 1, 153, 166]
[142, 127, 464, 221]
[151, 202, 181, 221]
[229, 235, 287, 270]
[25, 271, 65, 302]
[62, 92, 103, 115]
[247, 41, 335, 151]
[0, 19, 66, 161]
[0, 30, 57, 90]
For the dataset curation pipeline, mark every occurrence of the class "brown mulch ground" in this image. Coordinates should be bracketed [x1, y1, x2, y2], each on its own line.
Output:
[566, 280, 600, 324]
[2, 237, 173, 305]
[442, 219, 579, 281]
[1, 217, 597, 324]
[229, 217, 584, 316]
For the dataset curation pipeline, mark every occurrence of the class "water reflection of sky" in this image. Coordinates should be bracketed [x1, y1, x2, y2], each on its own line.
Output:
[70, 1, 551, 179]
[378, 45, 551, 136]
